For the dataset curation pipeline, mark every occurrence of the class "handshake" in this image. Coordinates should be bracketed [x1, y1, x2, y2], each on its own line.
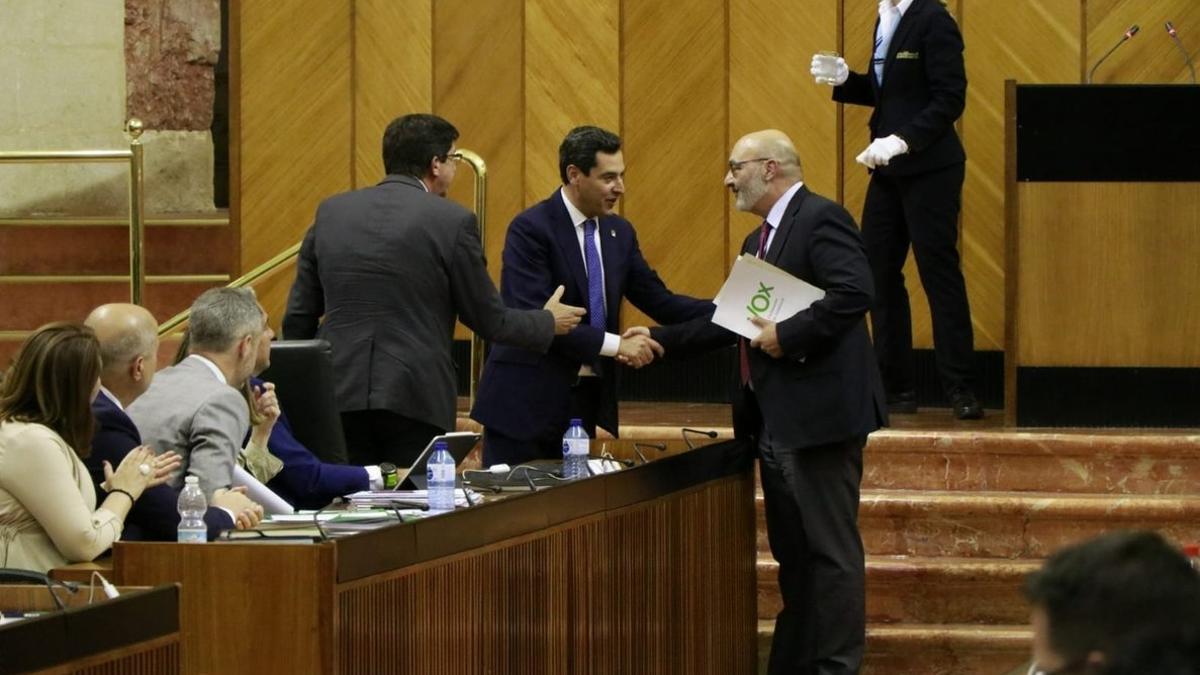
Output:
[616, 326, 663, 369]
[808, 52, 909, 170]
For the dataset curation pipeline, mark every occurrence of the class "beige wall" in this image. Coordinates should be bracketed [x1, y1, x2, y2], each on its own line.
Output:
[0, 0, 216, 216]
[237, 0, 1200, 347]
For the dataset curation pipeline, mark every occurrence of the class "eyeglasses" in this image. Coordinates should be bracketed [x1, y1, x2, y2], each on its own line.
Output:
[442, 152, 464, 163]
[728, 157, 773, 173]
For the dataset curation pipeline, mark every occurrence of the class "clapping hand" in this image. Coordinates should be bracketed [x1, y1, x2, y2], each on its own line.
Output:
[104, 446, 182, 497]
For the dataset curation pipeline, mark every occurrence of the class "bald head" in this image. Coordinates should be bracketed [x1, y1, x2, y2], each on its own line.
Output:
[734, 130, 802, 180]
[85, 304, 159, 404]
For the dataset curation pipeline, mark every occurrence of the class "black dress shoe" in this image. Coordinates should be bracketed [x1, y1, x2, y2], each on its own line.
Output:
[951, 389, 984, 420]
[886, 390, 918, 414]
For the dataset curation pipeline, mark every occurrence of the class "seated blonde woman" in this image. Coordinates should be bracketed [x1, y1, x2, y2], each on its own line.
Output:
[0, 322, 179, 573]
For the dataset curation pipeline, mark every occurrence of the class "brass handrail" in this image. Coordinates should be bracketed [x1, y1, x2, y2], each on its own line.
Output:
[157, 242, 302, 336]
[155, 149, 489, 405]
[0, 119, 146, 303]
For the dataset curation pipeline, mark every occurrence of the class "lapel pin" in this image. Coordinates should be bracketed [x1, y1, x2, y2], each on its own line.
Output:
[609, 230, 615, 237]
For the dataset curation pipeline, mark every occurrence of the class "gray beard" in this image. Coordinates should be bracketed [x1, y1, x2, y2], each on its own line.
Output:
[735, 178, 767, 212]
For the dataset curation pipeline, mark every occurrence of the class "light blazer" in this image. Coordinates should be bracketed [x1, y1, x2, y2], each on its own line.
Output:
[283, 174, 554, 432]
[471, 189, 710, 440]
[88, 393, 234, 541]
[652, 186, 887, 448]
[127, 357, 248, 498]
[833, 0, 967, 176]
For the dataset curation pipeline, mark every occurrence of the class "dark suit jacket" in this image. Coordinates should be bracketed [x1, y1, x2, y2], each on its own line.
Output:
[652, 186, 887, 448]
[248, 377, 368, 510]
[471, 189, 710, 439]
[87, 393, 234, 541]
[283, 174, 555, 432]
[833, 0, 966, 176]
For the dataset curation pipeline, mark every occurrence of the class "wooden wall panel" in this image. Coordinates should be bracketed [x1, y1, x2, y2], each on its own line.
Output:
[524, 0, 620, 207]
[728, 0, 839, 265]
[961, 1, 1080, 350]
[435, 0, 524, 283]
[238, 1, 352, 330]
[622, 0, 727, 328]
[1017, 182, 1200, 367]
[354, 0, 432, 188]
[1087, 0, 1200, 85]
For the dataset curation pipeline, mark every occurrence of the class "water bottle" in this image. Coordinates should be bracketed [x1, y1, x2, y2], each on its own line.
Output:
[562, 418, 590, 480]
[426, 441, 456, 512]
[176, 476, 207, 543]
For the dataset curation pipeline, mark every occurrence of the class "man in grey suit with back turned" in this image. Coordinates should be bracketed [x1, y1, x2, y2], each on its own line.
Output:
[128, 287, 268, 499]
[283, 113, 585, 468]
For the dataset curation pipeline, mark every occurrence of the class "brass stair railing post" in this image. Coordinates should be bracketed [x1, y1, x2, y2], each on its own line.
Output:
[126, 118, 146, 304]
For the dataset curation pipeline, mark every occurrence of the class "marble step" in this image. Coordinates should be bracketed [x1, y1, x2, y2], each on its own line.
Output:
[0, 218, 233, 276]
[755, 490, 1200, 558]
[757, 556, 1039, 624]
[756, 620, 1031, 675]
[864, 429, 1200, 495]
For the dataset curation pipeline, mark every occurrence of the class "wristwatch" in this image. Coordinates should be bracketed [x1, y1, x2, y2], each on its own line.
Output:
[380, 462, 399, 489]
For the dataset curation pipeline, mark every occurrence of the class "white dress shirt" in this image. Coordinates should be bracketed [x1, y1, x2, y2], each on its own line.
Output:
[560, 189, 622, 367]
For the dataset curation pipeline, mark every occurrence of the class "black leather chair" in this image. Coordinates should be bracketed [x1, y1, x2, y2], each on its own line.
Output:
[259, 339, 349, 465]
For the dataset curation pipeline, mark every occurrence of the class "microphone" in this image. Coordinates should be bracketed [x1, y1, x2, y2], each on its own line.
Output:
[631, 441, 667, 465]
[1165, 21, 1198, 84]
[681, 427, 719, 450]
[1088, 24, 1139, 84]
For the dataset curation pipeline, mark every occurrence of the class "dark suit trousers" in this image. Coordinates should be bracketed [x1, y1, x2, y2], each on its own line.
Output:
[482, 376, 603, 466]
[861, 161, 974, 396]
[341, 410, 444, 468]
[760, 433, 867, 675]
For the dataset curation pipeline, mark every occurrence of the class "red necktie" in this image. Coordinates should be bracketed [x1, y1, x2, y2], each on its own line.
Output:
[739, 221, 772, 385]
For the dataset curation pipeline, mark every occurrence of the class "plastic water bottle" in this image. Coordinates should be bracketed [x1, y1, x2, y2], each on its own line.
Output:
[562, 418, 590, 480]
[176, 476, 207, 543]
[426, 441, 456, 512]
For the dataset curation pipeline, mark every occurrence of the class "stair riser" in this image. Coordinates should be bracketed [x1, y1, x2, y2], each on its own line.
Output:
[755, 509, 1200, 558]
[864, 448, 1200, 495]
[0, 226, 233, 276]
[0, 281, 226, 332]
[756, 629, 1030, 675]
[757, 565, 1032, 624]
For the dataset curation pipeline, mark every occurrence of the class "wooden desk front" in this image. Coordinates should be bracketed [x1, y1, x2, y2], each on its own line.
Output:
[109, 439, 757, 675]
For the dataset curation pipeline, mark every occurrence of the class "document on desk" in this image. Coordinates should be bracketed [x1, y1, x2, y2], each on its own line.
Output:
[231, 465, 294, 515]
[712, 254, 824, 340]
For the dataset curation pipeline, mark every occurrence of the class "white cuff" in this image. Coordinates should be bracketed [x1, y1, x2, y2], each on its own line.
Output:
[365, 465, 383, 490]
[216, 506, 236, 525]
[600, 332, 621, 358]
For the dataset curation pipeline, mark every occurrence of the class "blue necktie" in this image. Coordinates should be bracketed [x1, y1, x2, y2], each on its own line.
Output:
[583, 219, 606, 331]
[874, 4, 900, 84]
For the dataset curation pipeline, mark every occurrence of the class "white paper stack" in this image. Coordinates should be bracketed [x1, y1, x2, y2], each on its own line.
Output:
[711, 255, 824, 339]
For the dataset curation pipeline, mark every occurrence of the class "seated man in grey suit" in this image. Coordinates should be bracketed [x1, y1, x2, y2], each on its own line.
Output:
[128, 287, 268, 498]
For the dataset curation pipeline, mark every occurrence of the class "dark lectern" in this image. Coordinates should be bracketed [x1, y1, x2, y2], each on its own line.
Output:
[1005, 83, 1200, 426]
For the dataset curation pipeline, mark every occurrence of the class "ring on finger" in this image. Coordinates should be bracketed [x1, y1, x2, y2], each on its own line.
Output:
[138, 463, 151, 476]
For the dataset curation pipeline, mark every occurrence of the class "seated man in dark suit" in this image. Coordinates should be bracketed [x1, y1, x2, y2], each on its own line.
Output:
[84, 303, 263, 541]
[242, 325, 379, 509]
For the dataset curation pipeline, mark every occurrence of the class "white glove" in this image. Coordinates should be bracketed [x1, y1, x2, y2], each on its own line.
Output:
[810, 53, 849, 86]
[854, 135, 909, 169]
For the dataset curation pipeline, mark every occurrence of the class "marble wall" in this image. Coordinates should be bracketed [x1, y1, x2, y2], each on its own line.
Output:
[0, 0, 218, 217]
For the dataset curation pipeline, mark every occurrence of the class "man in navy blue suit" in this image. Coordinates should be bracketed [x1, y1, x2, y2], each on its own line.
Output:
[471, 126, 711, 466]
[84, 304, 263, 541]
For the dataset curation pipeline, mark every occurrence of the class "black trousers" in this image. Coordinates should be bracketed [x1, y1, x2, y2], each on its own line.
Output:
[861, 162, 974, 396]
[481, 376, 603, 467]
[760, 433, 867, 675]
[341, 409, 444, 468]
